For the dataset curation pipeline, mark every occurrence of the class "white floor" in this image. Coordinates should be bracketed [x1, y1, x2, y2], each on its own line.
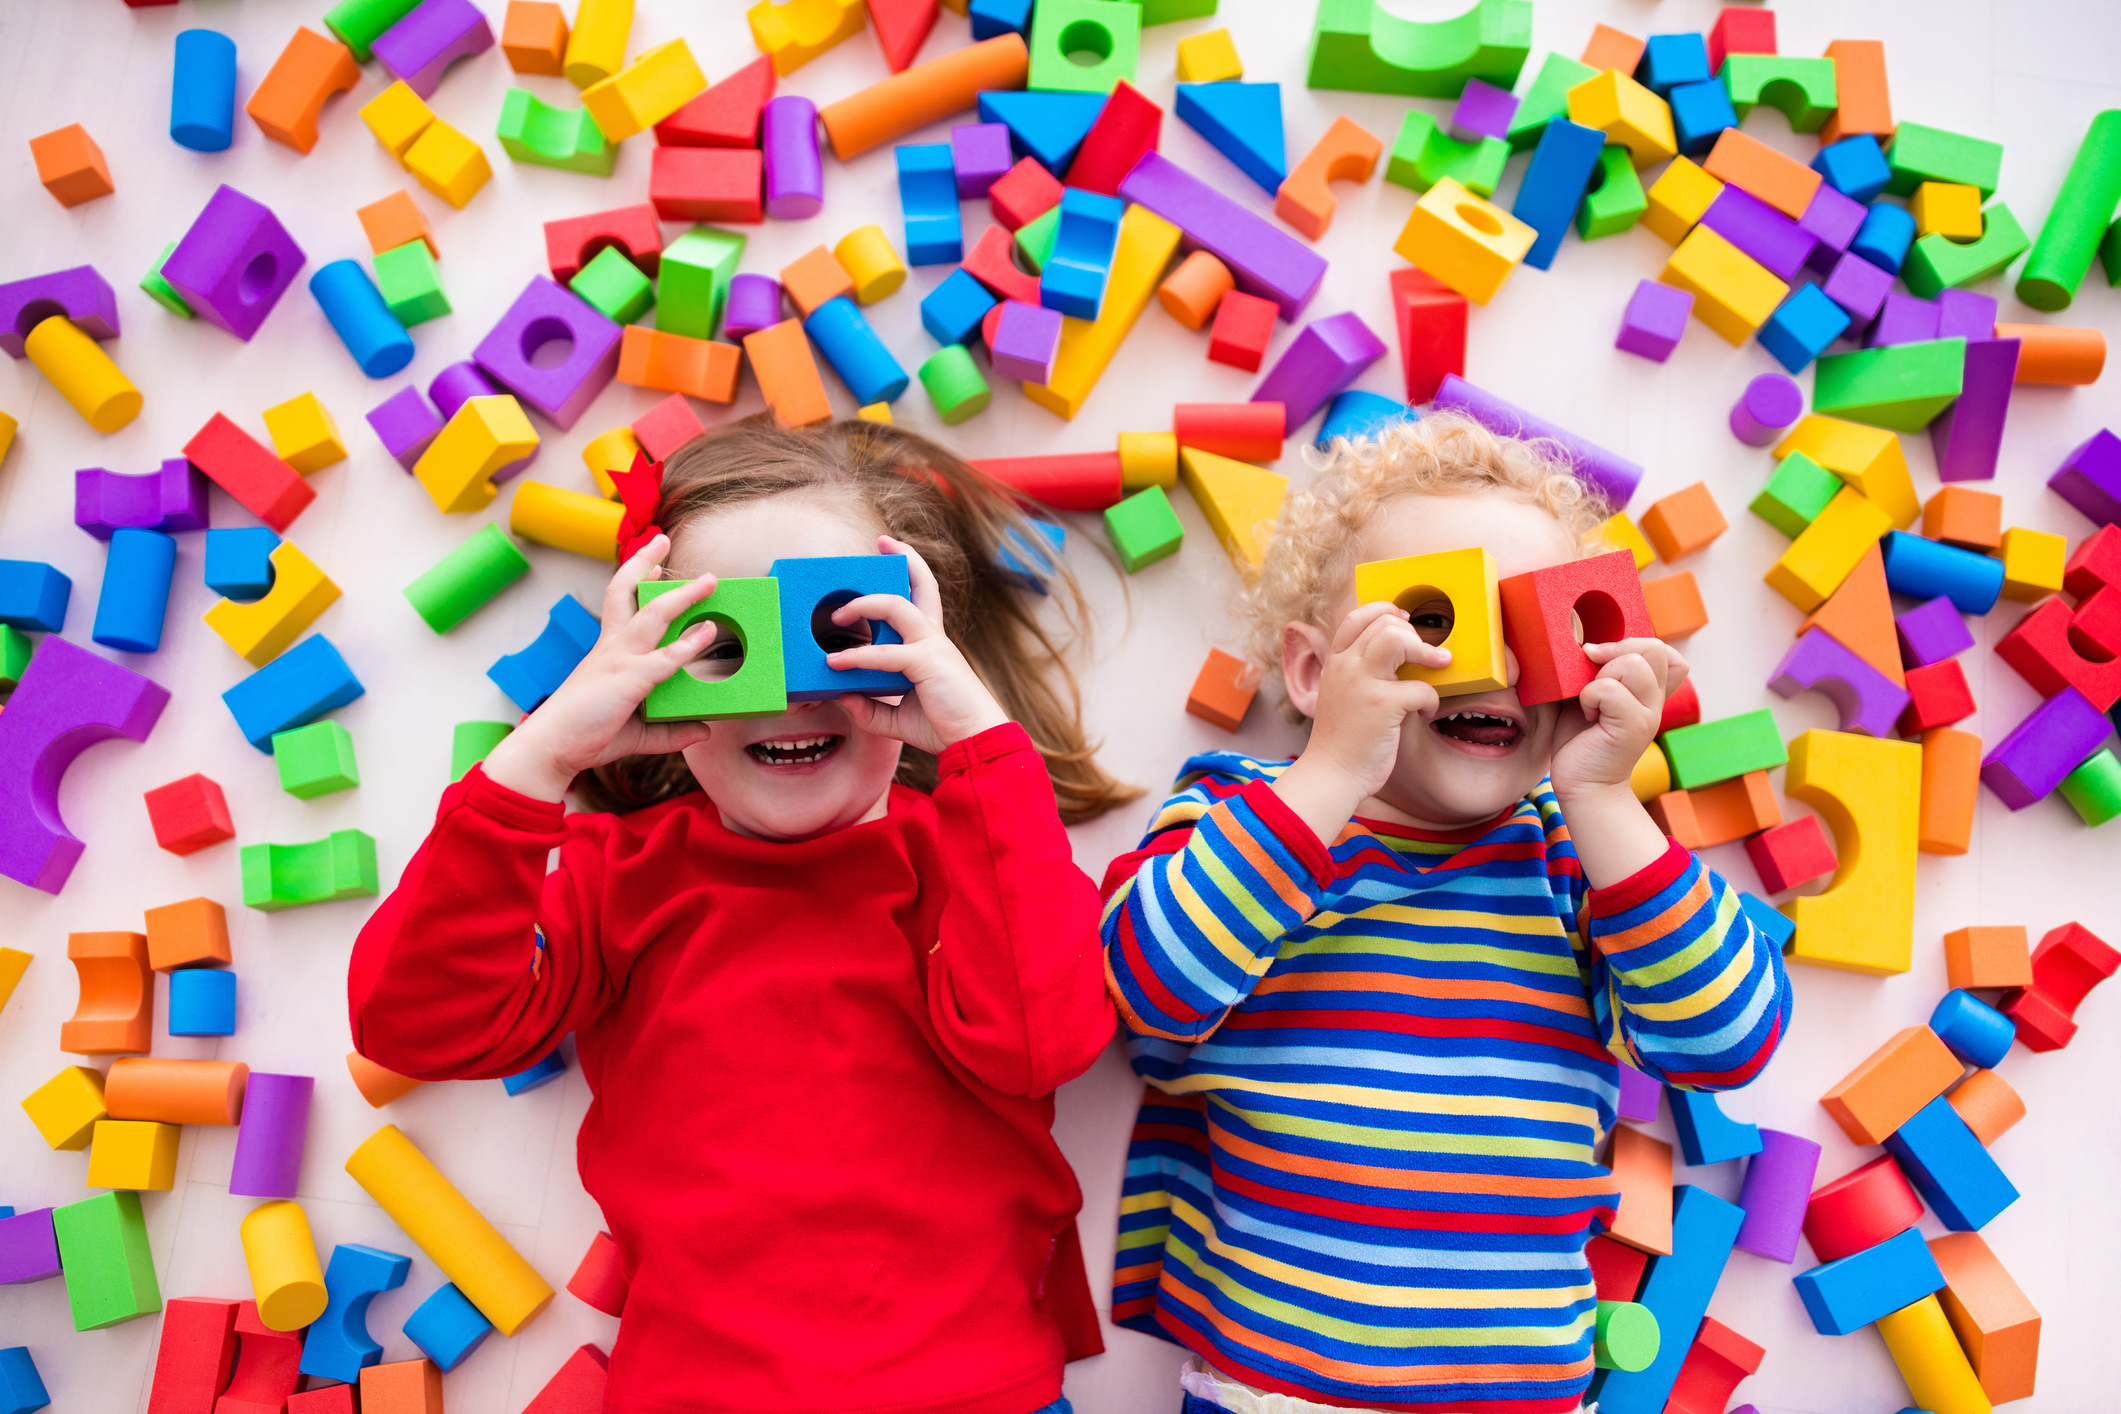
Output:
[2, 1, 2118, 1410]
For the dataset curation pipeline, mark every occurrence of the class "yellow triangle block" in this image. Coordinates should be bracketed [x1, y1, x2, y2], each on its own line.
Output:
[1775, 415, 1918, 530]
[1180, 447, 1286, 570]
[1800, 542, 1905, 686]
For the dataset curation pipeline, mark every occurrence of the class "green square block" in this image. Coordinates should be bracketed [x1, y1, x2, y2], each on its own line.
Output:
[1104, 485, 1184, 572]
[1886, 121, 2003, 199]
[1122, 0, 1215, 21]
[1750, 451, 1842, 538]
[658, 225, 746, 340]
[639, 578, 787, 721]
[2060, 748, 2121, 826]
[570, 244, 655, 325]
[1385, 109, 1509, 197]
[1308, 0, 1533, 99]
[1813, 338, 1967, 432]
[1507, 51, 1596, 152]
[1719, 55, 1838, 133]
[1015, 204, 1061, 273]
[1901, 203, 2030, 299]
[496, 87, 616, 176]
[1028, 0, 1142, 95]
[140, 240, 194, 319]
[1577, 145, 1647, 239]
[1661, 709, 1787, 788]
[451, 720, 514, 783]
[0, 623, 31, 688]
[372, 239, 450, 326]
[272, 719, 361, 798]
[52, 1191, 160, 1331]
[241, 829, 380, 911]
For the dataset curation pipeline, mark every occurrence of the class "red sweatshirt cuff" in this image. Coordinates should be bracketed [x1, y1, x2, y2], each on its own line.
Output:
[1234, 778, 1338, 890]
[936, 720, 1038, 777]
[457, 763, 569, 832]
[1587, 838, 1693, 917]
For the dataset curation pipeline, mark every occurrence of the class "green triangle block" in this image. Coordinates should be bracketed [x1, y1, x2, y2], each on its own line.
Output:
[1813, 338, 1967, 432]
[1507, 51, 1598, 152]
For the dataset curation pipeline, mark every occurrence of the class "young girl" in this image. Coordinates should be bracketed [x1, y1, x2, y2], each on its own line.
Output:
[1102, 415, 1792, 1414]
[349, 416, 1138, 1414]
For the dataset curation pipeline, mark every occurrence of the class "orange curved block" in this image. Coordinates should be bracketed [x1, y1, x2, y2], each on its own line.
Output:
[1157, 249, 1234, 331]
[1947, 1068, 2025, 1147]
[347, 1051, 425, 1108]
[1275, 115, 1382, 241]
[247, 26, 361, 154]
[818, 34, 1027, 161]
[144, 896, 232, 971]
[617, 326, 740, 403]
[106, 1058, 248, 1125]
[1605, 1125, 1673, 1255]
[61, 931, 152, 1055]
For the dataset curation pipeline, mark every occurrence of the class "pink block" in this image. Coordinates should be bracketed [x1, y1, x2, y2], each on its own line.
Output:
[1769, 628, 1911, 738]
[1728, 373, 1801, 445]
[989, 299, 1061, 383]
[1931, 337, 2018, 482]
[1734, 1128, 1821, 1262]
[632, 394, 708, 461]
[1616, 278, 1691, 361]
[372, 0, 494, 100]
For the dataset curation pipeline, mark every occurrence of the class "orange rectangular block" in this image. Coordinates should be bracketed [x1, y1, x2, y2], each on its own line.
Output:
[358, 190, 437, 259]
[31, 123, 114, 207]
[1642, 571, 1708, 640]
[1929, 1232, 2040, 1405]
[1922, 486, 2002, 551]
[1580, 23, 1645, 74]
[1820, 1024, 1964, 1145]
[359, 1358, 444, 1414]
[1703, 128, 1822, 219]
[1919, 726, 1979, 855]
[1821, 39, 1894, 146]
[1274, 115, 1382, 241]
[742, 319, 833, 427]
[1799, 543, 1904, 687]
[778, 245, 856, 317]
[1640, 481, 1726, 562]
[61, 932, 153, 1055]
[618, 325, 742, 403]
[1944, 926, 2033, 990]
[144, 897, 232, 972]
[501, 1, 569, 75]
[1605, 1125, 1673, 1255]
[245, 26, 361, 154]
[1185, 647, 1261, 731]
[1649, 771, 1779, 849]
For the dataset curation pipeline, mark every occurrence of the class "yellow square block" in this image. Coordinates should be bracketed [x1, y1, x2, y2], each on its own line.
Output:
[1353, 547, 1506, 696]
[1766, 487, 1893, 611]
[1660, 225, 1788, 345]
[1119, 431, 1179, 489]
[1598, 512, 1656, 571]
[23, 1065, 108, 1150]
[361, 80, 435, 161]
[1392, 176, 1537, 306]
[1024, 205, 1182, 421]
[405, 120, 491, 209]
[0, 946, 28, 1015]
[1176, 27, 1243, 83]
[86, 1119, 180, 1191]
[1911, 182, 1984, 241]
[204, 541, 342, 667]
[580, 38, 706, 142]
[1566, 69, 1675, 170]
[415, 396, 540, 513]
[1774, 415, 1918, 530]
[1643, 157, 1722, 245]
[1997, 526, 2066, 602]
[1179, 447, 1287, 570]
[262, 392, 347, 474]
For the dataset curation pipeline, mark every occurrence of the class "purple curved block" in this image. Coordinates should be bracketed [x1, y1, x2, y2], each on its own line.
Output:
[1769, 628, 1911, 738]
[1615, 1061, 1660, 1122]
[2049, 429, 2121, 527]
[1982, 687, 2113, 810]
[366, 386, 443, 472]
[1701, 184, 1817, 280]
[471, 277, 622, 432]
[229, 1072, 314, 1198]
[1735, 1128, 1822, 1262]
[1252, 312, 1387, 431]
[1931, 337, 2019, 483]
[761, 96, 823, 220]
[1430, 374, 1644, 507]
[1895, 596, 1974, 668]
[75, 460, 210, 540]
[0, 266, 119, 358]
[721, 273, 783, 343]
[1729, 373, 1803, 446]
[372, 0, 493, 100]
[0, 635, 170, 893]
[1117, 151, 1328, 319]
[162, 186, 306, 342]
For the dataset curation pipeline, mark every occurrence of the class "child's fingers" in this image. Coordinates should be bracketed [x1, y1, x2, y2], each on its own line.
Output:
[824, 641, 922, 677]
[881, 535, 945, 623]
[1330, 600, 1407, 654]
[600, 534, 669, 631]
[1586, 637, 1671, 691]
[1354, 616, 1448, 677]
[832, 591, 933, 644]
[634, 720, 714, 756]
[1593, 649, 1662, 710]
[654, 618, 718, 670]
[626, 571, 721, 648]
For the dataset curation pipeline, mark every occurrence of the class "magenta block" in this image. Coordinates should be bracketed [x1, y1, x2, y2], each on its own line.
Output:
[1867, 292, 1940, 348]
[1820, 250, 1893, 326]
[0, 266, 119, 358]
[1616, 1061, 1660, 1122]
[75, 459, 210, 540]
[951, 121, 1014, 198]
[1937, 289, 1999, 342]
[1701, 185, 1817, 280]
[1432, 374, 1644, 507]
[2048, 429, 2121, 526]
[1450, 76, 1519, 142]
[372, 0, 493, 99]
[0, 1209, 60, 1285]
[471, 277, 622, 432]
[1729, 372, 1802, 446]
[761, 95, 823, 219]
[1735, 1128, 1821, 1262]
[1798, 183, 1866, 272]
[1896, 596, 1974, 668]
[1770, 628, 1912, 738]
[1117, 151, 1328, 319]
[1616, 279, 1691, 361]
[989, 299, 1062, 383]
[0, 635, 170, 893]
[230, 1072, 314, 1198]
[1931, 338, 2019, 483]
[722, 273, 783, 343]
[1982, 687, 2113, 809]
[1252, 311, 1387, 430]
[162, 185, 306, 342]
[366, 387, 443, 472]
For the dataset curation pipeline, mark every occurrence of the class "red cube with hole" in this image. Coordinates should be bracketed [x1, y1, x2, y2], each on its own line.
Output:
[987, 156, 1063, 232]
[1743, 814, 1838, 893]
[144, 774, 235, 856]
[1995, 592, 2121, 710]
[1896, 658, 1976, 736]
[2063, 524, 2121, 600]
[1206, 289, 1278, 372]
[1659, 675, 1702, 734]
[1497, 550, 1657, 706]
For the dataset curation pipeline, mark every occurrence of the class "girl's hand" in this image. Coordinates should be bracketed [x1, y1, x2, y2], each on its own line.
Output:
[1549, 638, 1689, 805]
[480, 535, 724, 803]
[826, 535, 1010, 754]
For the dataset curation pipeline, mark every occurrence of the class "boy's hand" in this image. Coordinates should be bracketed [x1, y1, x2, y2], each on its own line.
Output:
[826, 535, 1011, 754]
[1550, 637, 1690, 804]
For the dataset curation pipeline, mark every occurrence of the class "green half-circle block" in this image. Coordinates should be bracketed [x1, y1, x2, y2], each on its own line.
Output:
[1307, 0, 1532, 99]
[497, 89, 616, 176]
[240, 829, 379, 911]
[1719, 55, 1839, 134]
[1594, 1298, 1660, 1372]
[405, 523, 531, 634]
[1902, 203, 2031, 299]
[1386, 109, 1509, 198]
[919, 345, 992, 426]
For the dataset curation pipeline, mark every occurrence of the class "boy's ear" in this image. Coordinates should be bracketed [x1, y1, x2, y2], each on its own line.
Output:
[1281, 622, 1329, 719]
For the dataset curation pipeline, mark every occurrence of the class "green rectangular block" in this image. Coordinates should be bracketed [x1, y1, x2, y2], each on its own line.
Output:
[1028, 0, 1142, 95]
[1506, 51, 1596, 151]
[639, 577, 788, 721]
[451, 721, 514, 783]
[1813, 338, 1966, 432]
[1719, 55, 1838, 132]
[272, 720, 361, 798]
[497, 88, 616, 175]
[569, 244, 654, 325]
[1750, 451, 1842, 538]
[1104, 485, 1184, 572]
[1661, 709, 1787, 788]
[140, 240, 194, 319]
[241, 829, 380, 911]
[52, 1191, 160, 1331]
[372, 239, 450, 326]
[1121, 0, 1216, 21]
[0, 623, 30, 688]
[1308, 0, 1533, 99]
[1577, 145, 1647, 238]
[2060, 747, 2121, 826]
[658, 225, 745, 340]
[1015, 203, 1061, 273]
[1386, 109, 1509, 197]
[1886, 122, 2003, 199]
[1901, 203, 2031, 298]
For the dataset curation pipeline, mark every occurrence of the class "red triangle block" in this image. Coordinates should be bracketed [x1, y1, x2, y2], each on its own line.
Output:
[655, 55, 776, 148]
[868, 0, 938, 73]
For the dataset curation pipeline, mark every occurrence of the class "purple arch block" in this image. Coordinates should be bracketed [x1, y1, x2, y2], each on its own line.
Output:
[1431, 374, 1644, 507]
[1769, 628, 1911, 738]
[472, 277, 622, 432]
[1734, 1128, 1821, 1262]
[75, 460, 210, 540]
[230, 1072, 314, 1198]
[0, 635, 170, 893]
[372, 0, 494, 100]
[162, 185, 307, 342]
[0, 266, 120, 358]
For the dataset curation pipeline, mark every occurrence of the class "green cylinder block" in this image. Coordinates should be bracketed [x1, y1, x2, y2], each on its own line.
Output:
[2060, 747, 2121, 827]
[405, 523, 531, 634]
[919, 345, 992, 426]
[1594, 1299, 1660, 1372]
[2018, 110, 2121, 312]
[323, 0, 424, 63]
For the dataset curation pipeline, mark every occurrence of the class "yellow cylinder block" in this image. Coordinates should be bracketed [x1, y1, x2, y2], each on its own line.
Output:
[510, 480, 624, 561]
[1118, 431, 1179, 489]
[239, 1200, 329, 1331]
[832, 224, 907, 304]
[1630, 744, 1673, 803]
[580, 426, 639, 499]
[1877, 1294, 1993, 1414]
[24, 316, 141, 433]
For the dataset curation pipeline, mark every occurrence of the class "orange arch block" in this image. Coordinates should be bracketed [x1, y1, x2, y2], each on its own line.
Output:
[61, 931, 152, 1055]
[247, 27, 361, 154]
[1275, 115, 1382, 241]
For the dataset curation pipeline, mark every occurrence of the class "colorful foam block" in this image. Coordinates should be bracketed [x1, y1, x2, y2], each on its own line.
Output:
[2001, 921, 2118, 1051]
[1889, 1094, 2019, 1232]
[1794, 1225, 1944, 1336]
[1780, 728, 1920, 975]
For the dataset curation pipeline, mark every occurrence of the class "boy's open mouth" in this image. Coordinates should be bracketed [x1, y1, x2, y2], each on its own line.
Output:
[1431, 710, 1524, 751]
[747, 735, 844, 767]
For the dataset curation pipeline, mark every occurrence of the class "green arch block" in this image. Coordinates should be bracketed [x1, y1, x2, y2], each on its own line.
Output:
[1306, 0, 1531, 98]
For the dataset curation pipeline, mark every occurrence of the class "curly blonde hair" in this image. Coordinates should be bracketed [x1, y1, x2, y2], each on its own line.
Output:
[1239, 411, 1616, 721]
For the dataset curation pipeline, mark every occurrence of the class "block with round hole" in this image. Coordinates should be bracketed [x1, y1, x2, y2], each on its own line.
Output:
[638, 578, 787, 721]
[1027, 0, 1141, 95]
[766, 555, 912, 700]
[1497, 549, 1656, 706]
[1353, 547, 1506, 696]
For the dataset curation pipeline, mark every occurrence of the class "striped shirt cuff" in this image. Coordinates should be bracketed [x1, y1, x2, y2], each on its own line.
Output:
[1231, 779, 1338, 892]
[1586, 837, 1692, 918]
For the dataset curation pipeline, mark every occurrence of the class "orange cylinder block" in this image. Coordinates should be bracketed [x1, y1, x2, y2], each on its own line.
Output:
[347, 1051, 426, 1108]
[106, 1058, 249, 1125]
[1157, 250, 1235, 331]
[1994, 323, 2105, 385]
[1947, 1068, 2026, 1147]
[818, 34, 1027, 160]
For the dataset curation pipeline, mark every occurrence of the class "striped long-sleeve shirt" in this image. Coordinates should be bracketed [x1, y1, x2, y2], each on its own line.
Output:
[1100, 753, 1791, 1414]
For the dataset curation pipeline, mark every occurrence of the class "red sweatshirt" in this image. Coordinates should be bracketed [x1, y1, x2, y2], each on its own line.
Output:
[348, 724, 1115, 1414]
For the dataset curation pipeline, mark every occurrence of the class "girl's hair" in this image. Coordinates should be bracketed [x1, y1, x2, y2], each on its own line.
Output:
[577, 414, 1141, 825]
[1239, 412, 1615, 721]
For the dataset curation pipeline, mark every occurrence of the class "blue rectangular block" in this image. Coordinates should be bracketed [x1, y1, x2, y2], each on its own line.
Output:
[1793, 1224, 1945, 1335]
[896, 143, 963, 266]
[1666, 1087, 1763, 1166]
[1884, 1096, 2019, 1231]
[402, 1281, 493, 1372]
[1737, 892, 1795, 950]
[920, 268, 997, 346]
[299, 1242, 411, 1384]
[1758, 283, 1853, 374]
[0, 1346, 50, 1414]
[223, 635, 366, 752]
[204, 527, 281, 601]
[503, 1049, 566, 1095]
[1636, 33, 1710, 97]
[1589, 1185, 1744, 1413]
[0, 562, 71, 633]
[488, 595, 599, 713]
[1512, 119, 1605, 269]
[767, 555, 914, 702]
[168, 968, 237, 1036]
[1041, 187, 1124, 319]
[1813, 135, 1892, 203]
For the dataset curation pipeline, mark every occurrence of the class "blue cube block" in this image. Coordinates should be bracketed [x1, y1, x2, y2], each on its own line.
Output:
[920, 268, 997, 346]
[1758, 283, 1852, 373]
[204, 527, 282, 602]
[997, 520, 1066, 593]
[1511, 118, 1605, 269]
[767, 555, 912, 701]
[1737, 892, 1795, 950]
[1316, 391, 1417, 448]
[1813, 135, 1892, 203]
[300, 1243, 411, 1384]
[1668, 79, 1738, 157]
[168, 968, 237, 1036]
[1793, 1226, 1945, 1335]
[1666, 1087, 1763, 1166]
[1851, 202, 1918, 274]
[1930, 989, 2015, 1068]
[0, 1346, 51, 1414]
[1636, 33, 1711, 97]
[967, 0, 1032, 40]
[0, 562, 71, 633]
[223, 635, 366, 752]
[504, 1049, 567, 1095]
[896, 144, 962, 266]
[402, 1281, 494, 1373]
[1885, 1095, 2020, 1232]
[1041, 187, 1124, 319]
[1881, 530, 2006, 615]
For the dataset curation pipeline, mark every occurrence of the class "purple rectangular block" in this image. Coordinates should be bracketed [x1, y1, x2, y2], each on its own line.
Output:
[1820, 250, 1893, 325]
[366, 386, 444, 472]
[1117, 151, 1328, 319]
[162, 185, 307, 342]
[1931, 337, 2019, 482]
[1616, 1061, 1660, 1122]
[761, 95, 823, 219]
[951, 121, 1015, 198]
[1770, 628, 1911, 738]
[75, 460, 210, 540]
[1701, 184, 1817, 280]
[1798, 184, 1866, 272]
[1617, 279, 1691, 362]
[0, 1208, 61, 1284]
[1937, 288, 1999, 342]
[0, 266, 120, 358]
[1450, 76, 1519, 142]
[989, 299, 1062, 383]
[471, 277, 622, 432]
[1981, 686, 2113, 809]
[1252, 311, 1387, 430]
[1867, 292, 1940, 348]
[230, 1072, 314, 1198]
[1896, 595, 1975, 667]
[1735, 1129, 1822, 1263]
[372, 0, 493, 99]
[1431, 374, 1644, 507]
[2048, 429, 2121, 526]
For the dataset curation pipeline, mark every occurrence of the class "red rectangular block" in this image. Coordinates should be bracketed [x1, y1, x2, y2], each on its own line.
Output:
[1065, 80, 1161, 196]
[1389, 267, 1466, 404]
[147, 1297, 239, 1414]
[522, 1344, 610, 1414]
[1586, 1233, 1649, 1302]
[649, 146, 764, 223]
[544, 203, 663, 283]
[184, 414, 315, 532]
[631, 393, 708, 462]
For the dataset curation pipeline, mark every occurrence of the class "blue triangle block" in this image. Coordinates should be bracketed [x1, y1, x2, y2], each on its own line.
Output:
[977, 90, 1106, 174]
[1174, 82, 1286, 194]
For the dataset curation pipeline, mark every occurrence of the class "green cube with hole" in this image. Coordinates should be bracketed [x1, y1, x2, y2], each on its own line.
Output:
[1104, 486, 1184, 572]
[639, 577, 788, 721]
[570, 245, 655, 325]
[372, 239, 450, 326]
[272, 719, 361, 798]
[1028, 0, 1142, 95]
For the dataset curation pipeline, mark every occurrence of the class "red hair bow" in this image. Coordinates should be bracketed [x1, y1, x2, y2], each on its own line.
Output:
[611, 449, 666, 563]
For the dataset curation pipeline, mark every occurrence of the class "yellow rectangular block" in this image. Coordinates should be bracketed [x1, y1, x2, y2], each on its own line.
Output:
[1781, 728, 1921, 976]
[86, 1119, 180, 1191]
[0, 946, 28, 1016]
[405, 120, 491, 208]
[1660, 225, 1788, 345]
[1912, 181, 1984, 240]
[1179, 447, 1287, 571]
[1392, 176, 1537, 305]
[204, 542, 342, 668]
[261, 392, 347, 474]
[580, 37, 705, 142]
[1997, 526, 2065, 602]
[1176, 27, 1242, 83]
[1024, 205, 1181, 421]
[1565, 69, 1675, 170]
[1643, 157, 1722, 245]
[415, 396, 540, 513]
[1598, 512, 1655, 571]
[361, 80, 435, 161]
[1775, 415, 1918, 530]
[1354, 547, 1506, 696]
[1767, 488, 1893, 611]
[564, 0, 634, 87]
[23, 1065, 107, 1150]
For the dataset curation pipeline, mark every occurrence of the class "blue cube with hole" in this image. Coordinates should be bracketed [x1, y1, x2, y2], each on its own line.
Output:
[503, 1049, 566, 1096]
[968, 0, 1033, 40]
[768, 555, 913, 700]
[1851, 202, 1917, 274]
[1668, 79, 1738, 156]
[920, 268, 997, 347]
[1812, 135, 1891, 203]
[403, 1281, 493, 1372]
[1636, 33, 1710, 96]
[1757, 283, 1852, 373]
[169, 968, 237, 1036]
[0, 1346, 51, 1414]
[205, 527, 282, 601]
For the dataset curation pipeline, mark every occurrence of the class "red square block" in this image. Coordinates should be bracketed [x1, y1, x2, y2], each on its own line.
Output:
[1708, 6, 1777, 72]
[144, 774, 235, 856]
[1743, 814, 1838, 893]
[649, 147, 763, 224]
[630, 393, 708, 462]
[1897, 658, 1975, 736]
[988, 156, 1063, 232]
[1206, 289, 1278, 373]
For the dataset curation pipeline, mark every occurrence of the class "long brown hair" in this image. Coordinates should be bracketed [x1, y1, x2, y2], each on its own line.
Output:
[577, 414, 1141, 824]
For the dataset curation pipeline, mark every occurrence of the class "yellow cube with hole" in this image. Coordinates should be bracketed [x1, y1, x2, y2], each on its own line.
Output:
[1352, 546, 1507, 696]
[86, 1119, 180, 1190]
[1997, 526, 2066, 602]
[1598, 512, 1656, 571]
[1643, 157, 1723, 245]
[1391, 177, 1537, 305]
[406, 120, 492, 209]
[1565, 69, 1676, 170]
[1176, 27, 1242, 83]
[361, 80, 435, 161]
[262, 392, 347, 474]
[1910, 181, 1983, 241]
[23, 1065, 108, 1150]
